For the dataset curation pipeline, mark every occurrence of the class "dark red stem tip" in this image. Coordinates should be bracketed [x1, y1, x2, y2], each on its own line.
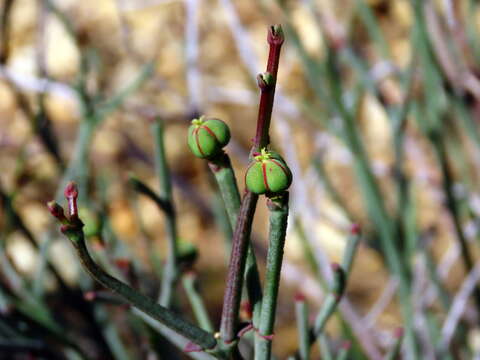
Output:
[350, 223, 361, 235]
[64, 181, 79, 199]
[64, 181, 79, 218]
[47, 201, 67, 221]
[294, 292, 306, 302]
[268, 24, 284, 46]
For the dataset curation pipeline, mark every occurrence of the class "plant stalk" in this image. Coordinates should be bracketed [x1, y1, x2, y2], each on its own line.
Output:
[152, 119, 180, 308]
[255, 193, 289, 360]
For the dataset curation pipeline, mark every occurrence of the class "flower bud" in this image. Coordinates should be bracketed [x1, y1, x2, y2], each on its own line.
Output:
[187, 116, 230, 159]
[245, 149, 292, 195]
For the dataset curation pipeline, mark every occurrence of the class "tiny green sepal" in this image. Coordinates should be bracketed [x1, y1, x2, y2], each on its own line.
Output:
[188, 116, 231, 159]
[245, 148, 292, 195]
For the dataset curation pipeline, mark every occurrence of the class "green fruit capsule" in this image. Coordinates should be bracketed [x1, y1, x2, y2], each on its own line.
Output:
[245, 148, 292, 195]
[188, 116, 231, 159]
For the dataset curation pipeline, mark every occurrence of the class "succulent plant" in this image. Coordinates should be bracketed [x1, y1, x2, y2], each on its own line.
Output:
[245, 148, 292, 195]
[187, 116, 231, 159]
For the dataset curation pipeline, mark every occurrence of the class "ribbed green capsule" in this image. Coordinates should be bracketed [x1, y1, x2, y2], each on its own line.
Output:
[188, 116, 230, 159]
[245, 149, 292, 195]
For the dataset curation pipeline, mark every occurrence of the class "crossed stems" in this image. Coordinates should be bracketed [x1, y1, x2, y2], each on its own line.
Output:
[49, 24, 285, 359]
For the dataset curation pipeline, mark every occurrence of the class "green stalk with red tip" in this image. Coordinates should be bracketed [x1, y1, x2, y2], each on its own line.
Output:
[48, 182, 228, 358]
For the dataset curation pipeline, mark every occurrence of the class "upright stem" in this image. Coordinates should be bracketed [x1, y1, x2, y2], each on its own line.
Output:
[430, 132, 480, 308]
[219, 24, 284, 346]
[220, 191, 258, 343]
[152, 119, 179, 308]
[255, 193, 289, 360]
[253, 25, 284, 151]
[295, 294, 310, 360]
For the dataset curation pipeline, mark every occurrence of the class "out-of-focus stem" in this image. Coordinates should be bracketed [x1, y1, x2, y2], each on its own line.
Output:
[152, 119, 179, 308]
[182, 272, 214, 332]
[430, 131, 480, 308]
[317, 335, 333, 360]
[384, 328, 404, 360]
[295, 293, 310, 360]
[336, 342, 351, 360]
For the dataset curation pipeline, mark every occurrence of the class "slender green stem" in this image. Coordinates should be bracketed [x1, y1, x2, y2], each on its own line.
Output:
[336, 342, 351, 360]
[384, 328, 404, 360]
[430, 131, 480, 308]
[182, 272, 214, 332]
[255, 193, 289, 360]
[152, 119, 179, 308]
[341, 225, 361, 275]
[317, 335, 333, 360]
[209, 154, 241, 227]
[295, 293, 310, 360]
[133, 310, 213, 360]
[325, 44, 418, 358]
[49, 183, 218, 354]
[313, 264, 345, 337]
[64, 228, 217, 351]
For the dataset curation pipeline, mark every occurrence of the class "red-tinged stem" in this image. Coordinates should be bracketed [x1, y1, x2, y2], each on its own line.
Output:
[253, 25, 284, 151]
[219, 24, 284, 347]
[220, 191, 258, 342]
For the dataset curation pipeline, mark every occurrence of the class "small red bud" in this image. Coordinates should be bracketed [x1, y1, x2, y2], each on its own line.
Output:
[350, 223, 361, 235]
[294, 292, 306, 302]
[47, 201, 68, 224]
[64, 182, 79, 218]
[115, 258, 131, 271]
[394, 327, 404, 339]
[341, 340, 352, 350]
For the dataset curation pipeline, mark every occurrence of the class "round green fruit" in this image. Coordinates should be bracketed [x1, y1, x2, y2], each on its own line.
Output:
[245, 149, 292, 195]
[188, 116, 230, 159]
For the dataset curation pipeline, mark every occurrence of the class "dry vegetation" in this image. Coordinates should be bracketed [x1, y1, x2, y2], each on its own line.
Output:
[2, 0, 480, 359]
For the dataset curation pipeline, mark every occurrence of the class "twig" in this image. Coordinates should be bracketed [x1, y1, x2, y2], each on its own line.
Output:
[151, 119, 180, 308]
[440, 262, 480, 351]
[185, 0, 201, 114]
[182, 272, 214, 332]
[363, 278, 399, 328]
[48, 183, 219, 354]
[295, 293, 310, 360]
[384, 328, 404, 360]
[219, 25, 284, 346]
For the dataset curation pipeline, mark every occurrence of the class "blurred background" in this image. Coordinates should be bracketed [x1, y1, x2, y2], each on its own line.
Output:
[1, 0, 480, 358]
